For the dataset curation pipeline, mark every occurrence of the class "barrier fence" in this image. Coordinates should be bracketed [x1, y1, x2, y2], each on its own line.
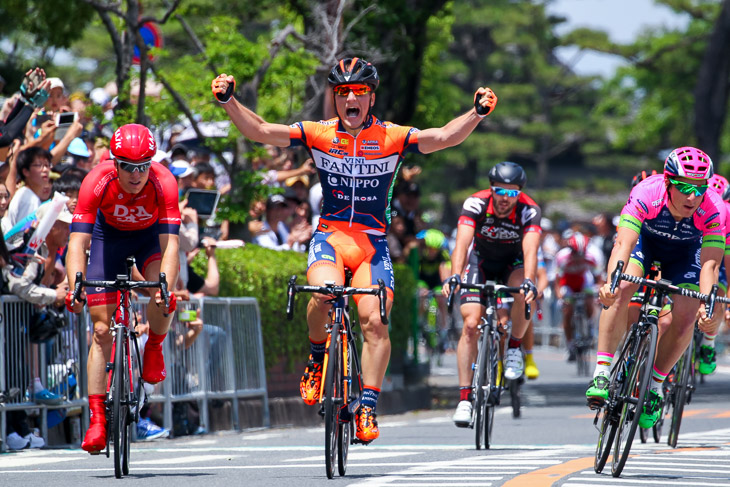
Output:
[0, 295, 268, 451]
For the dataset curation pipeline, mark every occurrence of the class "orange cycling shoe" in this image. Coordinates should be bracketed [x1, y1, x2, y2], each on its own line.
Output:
[82, 394, 107, 454]
[355, 406, 379, 443]
[142, 344, 167, 384]
[300, 357, 323, 405]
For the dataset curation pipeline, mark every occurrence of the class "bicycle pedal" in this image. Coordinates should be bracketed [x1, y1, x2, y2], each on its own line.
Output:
[587, 397, 605, 410]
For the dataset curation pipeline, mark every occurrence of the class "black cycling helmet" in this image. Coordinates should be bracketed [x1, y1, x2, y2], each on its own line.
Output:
[631, 169, 657, 188]
[328, 57, 380, 90]
[488, 161, 527, 188]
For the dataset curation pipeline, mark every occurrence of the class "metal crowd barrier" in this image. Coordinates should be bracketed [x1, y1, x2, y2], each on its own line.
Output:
[0, 295, 268, 451]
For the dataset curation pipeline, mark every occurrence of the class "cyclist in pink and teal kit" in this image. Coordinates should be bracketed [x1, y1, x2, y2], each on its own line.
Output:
[586, 146, 725, 428]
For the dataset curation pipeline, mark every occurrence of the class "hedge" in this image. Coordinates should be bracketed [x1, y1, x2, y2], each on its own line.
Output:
[192, 245, 417, 372]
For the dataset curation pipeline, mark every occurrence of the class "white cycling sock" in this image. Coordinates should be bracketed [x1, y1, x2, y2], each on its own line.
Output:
[701, 333, 717, 348]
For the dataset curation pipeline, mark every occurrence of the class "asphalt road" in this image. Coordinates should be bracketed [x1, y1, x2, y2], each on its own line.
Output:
[2, 348, 730, 486]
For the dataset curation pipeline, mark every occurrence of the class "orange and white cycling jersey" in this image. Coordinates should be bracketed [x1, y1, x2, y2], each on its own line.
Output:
[289, 115, 421, 235]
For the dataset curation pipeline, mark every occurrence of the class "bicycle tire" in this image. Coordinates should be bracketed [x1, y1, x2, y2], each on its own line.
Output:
[483, 335, 501, 449]
[338, 334, 353, 477]
[667, 340, 692, 448]
[112, 329, 129, 479]
[611, 323, 657, 477]
[324, 323, 341, 480]
[474, 323, 489, 450]
[594, 331, 634, 474]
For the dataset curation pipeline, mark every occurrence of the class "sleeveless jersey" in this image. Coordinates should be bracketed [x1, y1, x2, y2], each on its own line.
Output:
[457, 189, 542, 262]
[619, 174, 725, 249]
[289, 115, 420, 235]
[71, 161, 181, 235]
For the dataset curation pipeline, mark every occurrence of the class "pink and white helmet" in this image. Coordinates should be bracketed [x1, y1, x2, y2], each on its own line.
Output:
[709, 174, 730, 202]
[664, 146, 714, 181]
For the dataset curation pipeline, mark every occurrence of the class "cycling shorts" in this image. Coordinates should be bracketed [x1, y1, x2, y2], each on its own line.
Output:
[460, 250, 524, 305]
[86, 222, 161, 307]
[307, 222, 395, 305]
[629, 234, 702, 290]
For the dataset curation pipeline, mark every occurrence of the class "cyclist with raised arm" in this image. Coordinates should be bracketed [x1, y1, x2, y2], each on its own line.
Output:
[554, 232, 603, 361]
[212, 58, 497, 443]
[443, 161, 541, 426]
[65, 124, 181, 453]
[587, 147, 725, 429]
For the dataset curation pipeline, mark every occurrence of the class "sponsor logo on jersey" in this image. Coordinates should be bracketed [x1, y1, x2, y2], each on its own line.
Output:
[462, 196, 485, 215]
[113, 205, 154, 223]
[651, 198, 663, 207]
[322, 254, 335, 262]
[709, 222, 720, 229]
[327, 174, 381, 189]
[481, 226, 521, 240]
[637, 200, 649, 213]
[706, 211, 719, 222]
[520, 207, 537, 225]
[341, 139, 349, 145]
[362, 140, 378, 145]
[332, 137, 340, 144]
[329, 148, 345, 156]
[315, 153, 395, 177]
[360, 145, 380, 151]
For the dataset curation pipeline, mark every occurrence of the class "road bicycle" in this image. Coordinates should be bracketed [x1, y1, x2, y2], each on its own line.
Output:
[417, 288, 456, 366]
[71, 256, 170, 479]
[446, 278, 530, 450]
[663, 322, 702, 447]
[286, 274, 388, 479]
[571, 292, 594, 377]
[592, 261, 726, 477]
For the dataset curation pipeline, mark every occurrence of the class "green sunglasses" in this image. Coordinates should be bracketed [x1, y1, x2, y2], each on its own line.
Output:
[668, 178, 708, 197]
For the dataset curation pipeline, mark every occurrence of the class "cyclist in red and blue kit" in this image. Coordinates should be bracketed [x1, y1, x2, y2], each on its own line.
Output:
[587, 146, 725, 429]
[65, 124, 181, 453]
[212, 57, 498, 442]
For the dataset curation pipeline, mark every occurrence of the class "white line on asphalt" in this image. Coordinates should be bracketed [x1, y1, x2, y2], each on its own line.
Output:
[133, 454, 241, 465]
[569, 476, 730, 486]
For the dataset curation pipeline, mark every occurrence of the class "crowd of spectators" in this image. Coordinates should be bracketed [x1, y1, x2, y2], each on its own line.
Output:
[0, 67, 236, 448]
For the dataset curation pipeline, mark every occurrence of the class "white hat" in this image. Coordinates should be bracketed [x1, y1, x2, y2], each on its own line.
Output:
[152, 150, 170, 163]
[89, 87, 109, 106]
[169, 160, 194, 178]
[47, 77, 65, 92]
[36, 202, 73, 225]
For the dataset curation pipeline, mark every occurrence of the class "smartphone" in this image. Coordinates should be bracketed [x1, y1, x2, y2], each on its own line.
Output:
[55, 112, 77, 126]
[35, 113, 53, 125]
[54, 112, 78, 141]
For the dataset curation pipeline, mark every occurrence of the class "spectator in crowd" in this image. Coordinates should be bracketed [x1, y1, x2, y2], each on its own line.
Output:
[391, 181, 424, 247]
[170, 159, 195, 197]
[591, 212, 616, 276]
[44, 77, 67, 113]
[2, 147, 53, 248]
[253, 193, 310, 251]
[284, 172, 311, 203]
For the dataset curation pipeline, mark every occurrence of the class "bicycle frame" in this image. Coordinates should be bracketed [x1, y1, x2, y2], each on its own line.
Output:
[286, 275, 388, 479]
[446, 279, 530, 449]
[72, 256, 169, 479]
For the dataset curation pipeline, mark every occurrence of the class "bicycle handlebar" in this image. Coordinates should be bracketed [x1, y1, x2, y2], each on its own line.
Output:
[446, 278, 531, 320]
[286, 275, 389, 325]
[73, 271, 171, 309]
[606, 260, 730, 318]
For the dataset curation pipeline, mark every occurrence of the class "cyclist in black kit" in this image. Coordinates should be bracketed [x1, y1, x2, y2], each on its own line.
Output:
[443, 161, 542, 426]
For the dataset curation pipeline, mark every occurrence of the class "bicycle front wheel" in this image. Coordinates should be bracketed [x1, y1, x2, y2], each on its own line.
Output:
[612, 324, 657, 477]
[324, 324, 342, 480]
[112, 329, 131, 479]
[473, 326, 489, 450]
[667, 340, 692, 448]
[338, 334, 353, 476]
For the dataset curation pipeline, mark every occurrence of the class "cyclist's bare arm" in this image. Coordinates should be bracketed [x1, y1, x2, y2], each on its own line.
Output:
[599, 226, 639, 306]
[213, 74, 290, 147]
[442, 223, 475, 297]
[66, 232, 90, 310]
[522, 231, 540, 283]
[697, 245, 722, 325]
[156, 233, 180, 304]
[417, 87, 497, 154]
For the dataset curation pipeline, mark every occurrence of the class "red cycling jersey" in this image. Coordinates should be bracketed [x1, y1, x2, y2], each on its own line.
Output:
[71, 161, 181, 235]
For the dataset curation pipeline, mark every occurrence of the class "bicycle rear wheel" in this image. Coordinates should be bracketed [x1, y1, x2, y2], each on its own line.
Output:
[611, 324, 657, 477]
[112, 329, 131, 478]
[324, 324, 342, 480]
[667, 341, 692, 448]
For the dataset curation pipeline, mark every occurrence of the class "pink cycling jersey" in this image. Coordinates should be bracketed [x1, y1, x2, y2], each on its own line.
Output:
[619, 174, 725, 249]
